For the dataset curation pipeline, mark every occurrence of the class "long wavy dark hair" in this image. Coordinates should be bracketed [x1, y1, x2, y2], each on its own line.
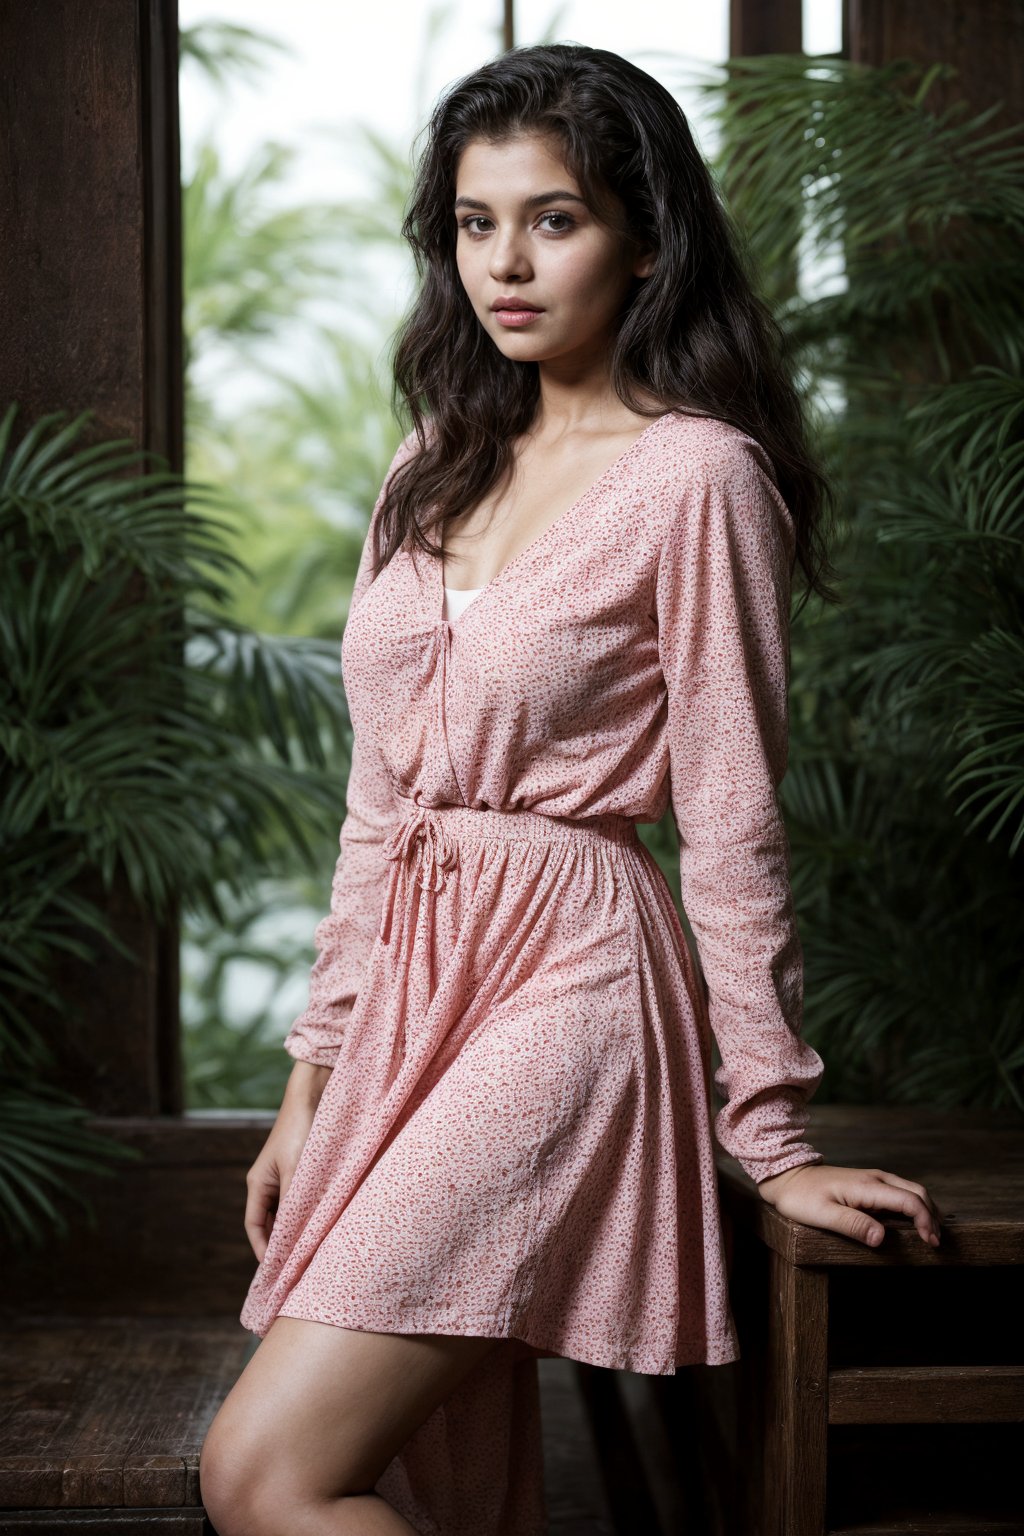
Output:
[376, 42, 839, 615]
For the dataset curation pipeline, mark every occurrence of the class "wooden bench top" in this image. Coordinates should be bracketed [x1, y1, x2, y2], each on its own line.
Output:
[716, 1105, 1023, 1266]
[0, 1316, 255, 1518]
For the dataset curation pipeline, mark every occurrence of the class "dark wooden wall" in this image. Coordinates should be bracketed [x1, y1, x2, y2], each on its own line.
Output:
[849, 0, 1024, 126]
[730, 0, 802, 58]
[733, 0, 1024, 122]
[0, 0, 184, 1117]
[732, 0, 1024, 124]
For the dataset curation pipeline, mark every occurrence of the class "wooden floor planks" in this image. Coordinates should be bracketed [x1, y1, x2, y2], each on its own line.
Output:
[0, 1320, 690, 1533]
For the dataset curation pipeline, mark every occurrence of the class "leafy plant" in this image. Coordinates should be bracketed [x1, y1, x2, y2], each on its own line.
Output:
[686, 54, 1024, 1110]
[0, 402, 354, 1245]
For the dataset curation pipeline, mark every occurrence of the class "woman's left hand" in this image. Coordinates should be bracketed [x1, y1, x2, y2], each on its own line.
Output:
[756, 1163, 943, 1249]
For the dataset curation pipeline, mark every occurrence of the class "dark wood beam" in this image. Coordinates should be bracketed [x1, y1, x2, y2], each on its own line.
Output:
[0, 1, 184, 1116]
[730, 0, 802, 57]
[848, 0, 1023, 128]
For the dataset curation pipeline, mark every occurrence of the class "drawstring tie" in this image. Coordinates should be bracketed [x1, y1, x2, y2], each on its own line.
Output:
[378, 806, 459, 942]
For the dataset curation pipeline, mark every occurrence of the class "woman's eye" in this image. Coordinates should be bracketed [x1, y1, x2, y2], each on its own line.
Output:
[457, 212, 576, 237]
[538, 212, 575, 233]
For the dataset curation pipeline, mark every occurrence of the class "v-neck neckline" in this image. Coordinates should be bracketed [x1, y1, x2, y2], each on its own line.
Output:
[434, 410, 675, 626]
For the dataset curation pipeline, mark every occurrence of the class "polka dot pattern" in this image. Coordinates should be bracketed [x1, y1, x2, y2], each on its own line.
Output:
[238, 411, 825, 1529]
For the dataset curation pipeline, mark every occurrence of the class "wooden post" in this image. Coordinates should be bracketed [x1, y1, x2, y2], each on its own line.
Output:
[848, 0, 1024, 129]
[725, 1, 805, 313]
[763, 1257, 829, 1536]
[730, 0, 802, 59]
[0, 0, 184, 1116]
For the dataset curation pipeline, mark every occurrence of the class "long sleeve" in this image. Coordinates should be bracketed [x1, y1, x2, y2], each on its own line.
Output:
[654, 434, 826, 1185]
[282, 431, 418, 1068]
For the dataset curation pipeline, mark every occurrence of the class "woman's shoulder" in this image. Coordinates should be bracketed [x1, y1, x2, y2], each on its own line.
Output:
[651, 410, 776, 486]
[633, 411, 792, 570]
[389, 422, 432, 471]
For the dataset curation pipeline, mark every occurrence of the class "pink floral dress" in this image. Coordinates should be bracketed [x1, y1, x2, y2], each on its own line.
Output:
[239, 409, 825, 1534]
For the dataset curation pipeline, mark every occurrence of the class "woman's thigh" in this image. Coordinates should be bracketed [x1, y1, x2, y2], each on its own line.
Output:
[200, 1318, 499, 1516]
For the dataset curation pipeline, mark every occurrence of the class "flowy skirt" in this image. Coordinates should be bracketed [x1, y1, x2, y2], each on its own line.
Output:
[239, 800, 740, 1532]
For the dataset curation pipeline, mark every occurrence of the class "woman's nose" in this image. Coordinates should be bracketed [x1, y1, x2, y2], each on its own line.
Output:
[488, 229, 532, 283]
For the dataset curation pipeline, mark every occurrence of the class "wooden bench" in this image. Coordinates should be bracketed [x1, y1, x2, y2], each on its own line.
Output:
[0, 1315, 628, 1534]
[0, 1116, 263, 1533]
[0, 1316, 255, 1532]
[693, 1105, 1024, 1536]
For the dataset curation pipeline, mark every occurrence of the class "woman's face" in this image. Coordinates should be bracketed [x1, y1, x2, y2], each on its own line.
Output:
[453, 133, 654, 371]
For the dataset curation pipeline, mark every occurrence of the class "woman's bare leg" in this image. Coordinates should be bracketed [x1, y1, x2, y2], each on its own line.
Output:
[200, 1317, 500, 1536]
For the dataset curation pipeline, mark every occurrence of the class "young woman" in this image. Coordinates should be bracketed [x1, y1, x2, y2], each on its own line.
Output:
[200, 42, 942, 1536]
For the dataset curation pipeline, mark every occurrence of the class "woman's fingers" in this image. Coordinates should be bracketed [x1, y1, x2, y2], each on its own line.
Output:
[244, 1163, 279, 1262]
[832, 1170, 941, 1248]
[871, 1169, 944, 1224]
[761, 1164, 943, 1250]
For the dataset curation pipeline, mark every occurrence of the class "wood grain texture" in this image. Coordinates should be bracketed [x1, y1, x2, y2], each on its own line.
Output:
[729, 0, 802, 57]
[828, 1366, 1024, 1425]
[0, 1513, 206, 1532]
[0, 0, 183, 1120]
[2, 1116, 273, 1318]
[764, 1258, 828, 1536]
[849, 0, 1024, 133]
[0, 1324, 626, 1532]
[707, 1107, 1024, 1535]
[0, 1318, 250, 1509]
[823, 1521, 1024, 1535]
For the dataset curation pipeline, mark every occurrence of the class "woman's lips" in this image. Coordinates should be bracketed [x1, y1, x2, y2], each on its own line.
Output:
[493, 307, 544, 327]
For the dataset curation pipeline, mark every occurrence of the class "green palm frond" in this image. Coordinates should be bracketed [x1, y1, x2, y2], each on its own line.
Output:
[692, 55, 1024, 1116]
[946, 628, 1024, 852]
[1, 403, 358, 1243]
[186, 620, 350, 768]
[178, 20, 293, 90]
[695, 56, 1024, 257]
[909, 368, 1024, 469]
[0, 1084, 144, 1249]
[183, 138, 348, 362]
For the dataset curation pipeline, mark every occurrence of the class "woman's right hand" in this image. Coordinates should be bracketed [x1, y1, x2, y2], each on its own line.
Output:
[244, 1060, 332, 1262]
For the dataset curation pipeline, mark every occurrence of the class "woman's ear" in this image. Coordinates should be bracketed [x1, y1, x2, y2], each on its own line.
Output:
[633, 247, 657, 280]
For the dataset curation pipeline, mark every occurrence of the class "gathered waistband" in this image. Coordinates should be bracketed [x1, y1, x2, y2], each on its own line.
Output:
[390, 799, 640, 848]
[378, 801, 640, 943]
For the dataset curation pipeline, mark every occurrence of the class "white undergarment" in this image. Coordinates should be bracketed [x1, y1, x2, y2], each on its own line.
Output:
[444, 584, 485, 622]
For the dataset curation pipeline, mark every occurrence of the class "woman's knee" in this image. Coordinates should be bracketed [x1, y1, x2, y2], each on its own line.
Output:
[199, 1321, 500, 1530]
[199, 1409, 263, 1536]
[198, 1374, 384, 1536]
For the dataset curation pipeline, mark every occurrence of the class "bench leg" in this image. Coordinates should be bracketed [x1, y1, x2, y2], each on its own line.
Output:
[762, 1256, 828, 1536]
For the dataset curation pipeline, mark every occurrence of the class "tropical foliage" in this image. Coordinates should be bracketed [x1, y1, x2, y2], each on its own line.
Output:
[695, 55, 1024, 1108]
[0, 402, 352, 1244]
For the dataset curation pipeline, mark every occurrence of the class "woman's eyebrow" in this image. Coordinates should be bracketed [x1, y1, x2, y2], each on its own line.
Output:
[453, 190, 587, 211]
